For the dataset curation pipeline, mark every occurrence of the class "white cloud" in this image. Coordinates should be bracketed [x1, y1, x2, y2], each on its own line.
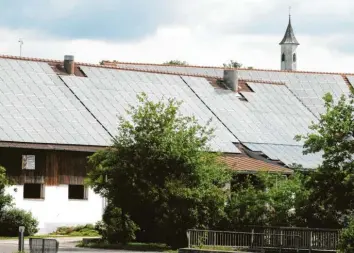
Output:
[1, 0, 354, 73]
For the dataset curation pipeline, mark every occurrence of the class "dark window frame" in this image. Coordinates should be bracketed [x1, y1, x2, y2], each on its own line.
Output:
[23, 183, 44, 199]
[68, 184, 88, 200]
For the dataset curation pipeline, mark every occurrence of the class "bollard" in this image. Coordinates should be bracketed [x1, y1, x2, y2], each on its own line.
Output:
[18, 226, 25, 252]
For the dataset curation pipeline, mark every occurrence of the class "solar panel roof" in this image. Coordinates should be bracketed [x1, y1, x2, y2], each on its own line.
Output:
[244, 143, 323, 169]
[0, 58, 110, 146]
[114, 64, 350, 117]
[182, 76, 317, 145]
[181, 76, 322, 168]
[61, 66, 241, 153]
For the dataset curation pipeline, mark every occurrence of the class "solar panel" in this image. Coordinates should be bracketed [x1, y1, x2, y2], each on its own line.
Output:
[183, 77, 317, 146]
[63, 67, 240, 153]
[0, 58, 110, 146]
[243, 143, 323, 169]
[238, 70, 352, 117]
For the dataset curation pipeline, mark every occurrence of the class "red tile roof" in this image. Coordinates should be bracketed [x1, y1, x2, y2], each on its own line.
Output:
[220, 154, 293, 174]
[100, 59, 354, 77]
[0, 54, 354, 77]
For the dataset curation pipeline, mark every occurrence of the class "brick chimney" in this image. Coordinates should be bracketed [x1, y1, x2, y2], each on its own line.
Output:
[64, 55, 75, 75]
[223, 69, 238, 91]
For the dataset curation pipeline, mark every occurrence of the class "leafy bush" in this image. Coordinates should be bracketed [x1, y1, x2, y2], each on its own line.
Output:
[338, 218, 354, 253]
[96, 204, 139, 244]
[0, 208, 38, 236]
[51, 224, 99, 236]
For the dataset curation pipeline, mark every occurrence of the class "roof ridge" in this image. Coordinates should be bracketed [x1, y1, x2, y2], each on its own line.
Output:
[1, 54, 354, 77]
[242, 79, 285, 85]
[83, 64, 220, 78]
[102, 60, 354, 76]
[0, 54, 62, 63]
[101, 60, 228, 70]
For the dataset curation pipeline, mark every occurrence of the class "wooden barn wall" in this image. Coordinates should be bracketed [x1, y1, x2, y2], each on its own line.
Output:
[0, 147, 93, 185]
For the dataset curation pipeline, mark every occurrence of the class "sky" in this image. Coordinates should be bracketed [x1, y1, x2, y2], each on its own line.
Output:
[1, 0, 354, 72]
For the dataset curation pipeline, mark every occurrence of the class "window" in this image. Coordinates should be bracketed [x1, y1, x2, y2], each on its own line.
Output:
[23, 183, 44, 199]
[68, 185, 88, 200]
[22, 155, 35, 170]
[293, 53, 297, 62]
[281, 53, 285, 62]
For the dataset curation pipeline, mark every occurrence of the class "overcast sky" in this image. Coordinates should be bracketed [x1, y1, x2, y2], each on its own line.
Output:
[0, 0, 354, 72]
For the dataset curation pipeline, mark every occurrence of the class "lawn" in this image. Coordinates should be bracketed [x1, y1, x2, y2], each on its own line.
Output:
[0, 224, 100, 240]
[77, 241, 176, 252]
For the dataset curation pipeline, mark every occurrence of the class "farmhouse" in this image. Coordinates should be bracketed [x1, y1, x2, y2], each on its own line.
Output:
[0, 16, 352, 234]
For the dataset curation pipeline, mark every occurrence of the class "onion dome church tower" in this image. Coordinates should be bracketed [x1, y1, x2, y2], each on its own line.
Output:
[279, 13, 299, 71]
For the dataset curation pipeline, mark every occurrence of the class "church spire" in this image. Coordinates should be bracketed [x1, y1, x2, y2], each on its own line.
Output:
[279, 11, 299, 45]
[279, 9, 299, 71]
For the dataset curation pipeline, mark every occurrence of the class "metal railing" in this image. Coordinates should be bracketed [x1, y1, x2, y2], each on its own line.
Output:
[187, 228, 339, 252]
[187, 229, 301, 251]
[246, 226, 340, 251]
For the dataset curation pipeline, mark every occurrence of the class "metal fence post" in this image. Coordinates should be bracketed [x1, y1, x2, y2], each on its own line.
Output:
[309, 231, 312, 253]
[42, 238, 45, 253]
[251, 229, 254, 248]
[280, 231, 283, 253]
[18, 226, 25, 252]
[187, 230, 191, 248]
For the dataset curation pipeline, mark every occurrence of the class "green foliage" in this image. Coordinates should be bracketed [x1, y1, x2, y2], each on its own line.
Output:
[96, 203, 139, 244]
[0, 208, 38, 236]
[87, 93, 231, 248]
[224, 172, 308, 228]
[295, 93, 354, 228]
[163, 60, 188, 66]
[0, 166, 13, 212]
[338, 218, 354, 253]
[223, 60, 254, 69]
[0, 166, 39, 237]
[50, 224, 99, 236]
[223, 60, 243, 68]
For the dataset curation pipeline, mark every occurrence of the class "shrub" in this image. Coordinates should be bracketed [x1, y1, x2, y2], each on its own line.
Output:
[338, 218, 354, 253]
[96, 204, 139, 244]
[0, 208, 38, 236]
[51, 224, 99, 236]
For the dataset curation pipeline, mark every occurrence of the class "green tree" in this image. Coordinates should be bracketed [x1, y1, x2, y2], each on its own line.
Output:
[223, 60, 243, 68]
[224, 172, 307, 229]
[0, 166, 39, 236]
[163, 60, 188, 66]
[87, 93, 231, 247]
[338, 217, 354, 253]
[0, 166, 13, 212]
[295, 93, 354, 228]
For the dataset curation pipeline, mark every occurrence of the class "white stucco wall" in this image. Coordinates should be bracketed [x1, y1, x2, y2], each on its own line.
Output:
[281, 44, 298, 71]
[5, 185, 104, 234]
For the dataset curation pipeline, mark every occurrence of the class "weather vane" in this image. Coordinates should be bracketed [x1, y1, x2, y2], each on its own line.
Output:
[18, 38, 24, 57]
[289, 6, 292, 17]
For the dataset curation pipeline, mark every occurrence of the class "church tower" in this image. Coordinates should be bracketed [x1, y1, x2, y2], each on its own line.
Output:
[279, 14, 299, 71]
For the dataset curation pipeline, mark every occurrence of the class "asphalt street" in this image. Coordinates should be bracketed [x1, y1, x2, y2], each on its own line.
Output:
[0, 237, 142, 253]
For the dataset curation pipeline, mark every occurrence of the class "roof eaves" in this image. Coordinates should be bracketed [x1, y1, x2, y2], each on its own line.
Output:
[0, 141, 106, 152]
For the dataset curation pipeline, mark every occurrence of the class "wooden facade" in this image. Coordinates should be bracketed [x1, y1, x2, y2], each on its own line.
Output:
[0, 147, 93, 186]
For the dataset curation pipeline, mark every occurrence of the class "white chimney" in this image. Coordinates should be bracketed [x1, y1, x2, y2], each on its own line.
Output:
[64, 55, 75, 75]
[223, 69, 238, 91]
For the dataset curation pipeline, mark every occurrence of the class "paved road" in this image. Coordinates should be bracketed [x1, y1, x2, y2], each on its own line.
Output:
[0, 237, 137, 253]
